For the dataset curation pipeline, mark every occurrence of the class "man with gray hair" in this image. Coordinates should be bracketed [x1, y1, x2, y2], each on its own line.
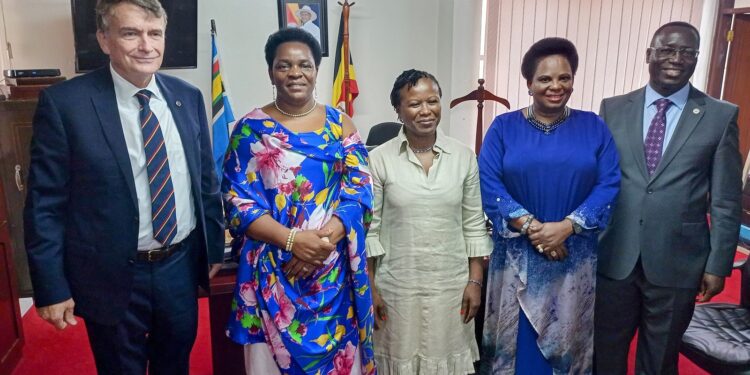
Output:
[24, 0, 224, 373]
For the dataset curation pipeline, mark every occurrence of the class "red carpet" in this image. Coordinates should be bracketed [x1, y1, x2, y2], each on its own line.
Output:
[11, 252, 747, 375]
[12, 299, 213, 375]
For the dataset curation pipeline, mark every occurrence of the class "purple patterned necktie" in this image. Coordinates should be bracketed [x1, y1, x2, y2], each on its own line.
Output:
[135, 89, 178, 245]
[644, 98, 672, 175]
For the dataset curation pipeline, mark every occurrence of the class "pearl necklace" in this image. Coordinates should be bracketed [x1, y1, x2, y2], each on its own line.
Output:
[274, 100, 317, 118]
[526, 105, 570, 135]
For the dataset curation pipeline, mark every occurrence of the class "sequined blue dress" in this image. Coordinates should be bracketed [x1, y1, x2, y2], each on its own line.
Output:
[478, 109, 620, 374]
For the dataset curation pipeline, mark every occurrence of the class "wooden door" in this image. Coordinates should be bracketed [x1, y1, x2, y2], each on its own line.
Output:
[0, 179, 23, 375]
[0, 100, 35, 297]
[723, 14, 750, 163]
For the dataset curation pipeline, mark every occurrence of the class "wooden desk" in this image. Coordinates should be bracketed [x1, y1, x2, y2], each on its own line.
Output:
[208, 265, 244, 375]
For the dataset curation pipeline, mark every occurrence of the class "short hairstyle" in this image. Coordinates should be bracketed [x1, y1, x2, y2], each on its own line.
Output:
[264, 28, 323, 69]
[521, 37, 579, 81]
[95, 0, 167, 32]
[651, 21, 700, 46]
[389, 69, 442, 109]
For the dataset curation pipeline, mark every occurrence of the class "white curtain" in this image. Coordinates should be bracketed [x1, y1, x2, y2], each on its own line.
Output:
[481, 0, 705, 125]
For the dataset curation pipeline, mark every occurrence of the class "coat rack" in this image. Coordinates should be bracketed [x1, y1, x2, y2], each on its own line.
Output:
[450, 79, 510, 154]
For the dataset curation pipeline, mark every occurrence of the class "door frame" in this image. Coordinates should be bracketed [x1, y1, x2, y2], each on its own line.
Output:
[706, 1, 750, 98]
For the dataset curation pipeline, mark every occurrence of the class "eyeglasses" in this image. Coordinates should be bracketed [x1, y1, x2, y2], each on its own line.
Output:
[650, 47, 699, 60]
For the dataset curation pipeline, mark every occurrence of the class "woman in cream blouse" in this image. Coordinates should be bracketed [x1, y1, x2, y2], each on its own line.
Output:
[366, 69, 492, 374]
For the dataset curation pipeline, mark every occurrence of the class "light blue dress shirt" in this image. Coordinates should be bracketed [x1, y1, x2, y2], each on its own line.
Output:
[642, 83, 690, 155]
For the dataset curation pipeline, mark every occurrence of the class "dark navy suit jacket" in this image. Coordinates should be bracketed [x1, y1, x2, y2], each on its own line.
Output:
[24, 67, 224, 325]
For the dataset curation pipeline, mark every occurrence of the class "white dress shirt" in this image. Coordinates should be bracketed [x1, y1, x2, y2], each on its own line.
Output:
[110, 65, 196, 250]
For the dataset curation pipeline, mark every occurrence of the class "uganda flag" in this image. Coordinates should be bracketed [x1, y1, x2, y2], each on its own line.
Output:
[331, 13, 358, 117]
[211, 32, 235, 184]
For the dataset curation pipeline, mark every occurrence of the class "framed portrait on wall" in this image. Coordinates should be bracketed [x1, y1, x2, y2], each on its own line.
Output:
[277, 0, 329, 56]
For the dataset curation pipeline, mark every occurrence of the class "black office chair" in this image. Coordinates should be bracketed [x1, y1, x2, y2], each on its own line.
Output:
[365, 122, 401, 150]
[680, 255, 750, 374]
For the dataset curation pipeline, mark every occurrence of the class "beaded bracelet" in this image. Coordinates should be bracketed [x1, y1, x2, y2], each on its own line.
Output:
[285, 228, 299, 252]
[520, 214, 535, 235]
[468, 279, 483, 288]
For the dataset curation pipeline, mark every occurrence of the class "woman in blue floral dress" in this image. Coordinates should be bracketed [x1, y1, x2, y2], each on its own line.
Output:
[222, 28, 376, 375]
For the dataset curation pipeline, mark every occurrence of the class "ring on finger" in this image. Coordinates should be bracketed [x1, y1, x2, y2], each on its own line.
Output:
[536, 244, 544, 253]
[550, 250, 558, 257]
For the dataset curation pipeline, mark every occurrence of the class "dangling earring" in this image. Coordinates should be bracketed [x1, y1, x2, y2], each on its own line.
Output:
[528, 89, 533, 96]
[272, 84, 277, 101]
[314, 86, 319, 102]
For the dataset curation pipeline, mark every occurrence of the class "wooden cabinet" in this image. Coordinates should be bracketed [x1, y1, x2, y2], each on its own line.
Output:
[208, 267, 245, 375]
[0, 100, 35, 298]
[0, 177, 23, 375]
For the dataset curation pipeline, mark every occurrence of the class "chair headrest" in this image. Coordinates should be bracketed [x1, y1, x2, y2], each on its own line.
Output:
[366, 122, 402, 147]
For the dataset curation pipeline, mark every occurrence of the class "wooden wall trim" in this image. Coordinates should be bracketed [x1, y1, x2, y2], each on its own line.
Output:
[723, 6, 750, 13]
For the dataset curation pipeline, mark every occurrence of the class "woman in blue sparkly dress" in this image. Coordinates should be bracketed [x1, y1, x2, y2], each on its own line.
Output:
[478, 38, 620, 374]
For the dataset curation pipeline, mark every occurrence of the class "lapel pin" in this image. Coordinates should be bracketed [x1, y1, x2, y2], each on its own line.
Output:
[692, 108, 700, 114]
[175, 100, 182, 107]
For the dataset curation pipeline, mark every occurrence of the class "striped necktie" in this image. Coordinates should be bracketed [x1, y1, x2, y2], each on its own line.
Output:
[644, 98, 672, 176]
[135, 89, 177, 246]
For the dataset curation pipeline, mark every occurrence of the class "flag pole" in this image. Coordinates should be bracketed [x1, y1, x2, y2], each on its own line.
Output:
[209, 18, 235, 183]
[338, 1, 355, 116]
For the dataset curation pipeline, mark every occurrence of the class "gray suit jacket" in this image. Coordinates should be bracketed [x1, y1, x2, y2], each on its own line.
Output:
[598, 86, 742, 288]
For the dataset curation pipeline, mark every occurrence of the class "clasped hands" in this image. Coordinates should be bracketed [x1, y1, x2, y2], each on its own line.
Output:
[520, 217, 574, 261]
[283, 217, 345, 279]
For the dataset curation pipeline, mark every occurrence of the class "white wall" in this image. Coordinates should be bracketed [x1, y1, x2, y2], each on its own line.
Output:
[0, 0, 10, 97]
[331, 0, 445, 136]
[446, 0, 484, 148]
[0, 0, 483, 143]
[0, 0, 76, 76]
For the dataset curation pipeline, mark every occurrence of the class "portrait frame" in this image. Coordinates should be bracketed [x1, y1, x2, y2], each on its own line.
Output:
[277, 0, 329, 57]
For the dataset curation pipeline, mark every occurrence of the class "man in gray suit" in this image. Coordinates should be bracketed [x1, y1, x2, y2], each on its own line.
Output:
[595, 21, 742, 374]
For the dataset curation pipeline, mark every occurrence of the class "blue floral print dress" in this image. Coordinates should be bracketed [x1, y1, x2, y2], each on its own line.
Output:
[222, 105, 377, 375]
